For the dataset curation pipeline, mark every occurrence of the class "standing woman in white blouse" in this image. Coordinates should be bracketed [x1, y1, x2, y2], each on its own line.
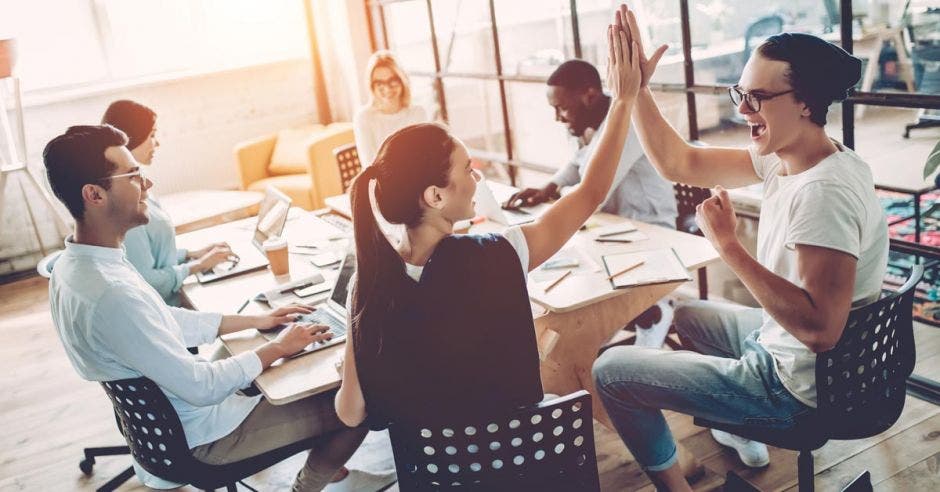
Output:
[353, 51, 428, 167]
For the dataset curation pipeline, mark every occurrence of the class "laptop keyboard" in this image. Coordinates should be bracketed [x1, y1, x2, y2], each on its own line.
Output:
[320, 214, 353, 234]
[297, 311, 347, 336]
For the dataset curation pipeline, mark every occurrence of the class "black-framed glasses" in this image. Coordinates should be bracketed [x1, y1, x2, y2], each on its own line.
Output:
[371, 76, 402, 90]
[728, 85, 794, 113]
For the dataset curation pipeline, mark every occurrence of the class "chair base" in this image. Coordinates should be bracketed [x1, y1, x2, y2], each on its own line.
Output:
[81, 445, 134, 492]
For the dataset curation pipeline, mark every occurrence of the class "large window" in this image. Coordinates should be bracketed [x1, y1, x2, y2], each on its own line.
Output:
[0, 0, 309, 93]
[367, 0, 940, 181]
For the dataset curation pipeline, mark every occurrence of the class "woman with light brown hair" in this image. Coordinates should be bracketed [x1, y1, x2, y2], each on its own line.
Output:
[352, 50, 427, 166]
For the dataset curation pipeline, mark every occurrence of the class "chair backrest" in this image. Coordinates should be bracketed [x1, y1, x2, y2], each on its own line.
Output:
[100, 377, 199, 484]
[673, 183, 711, 234]
[333, 143, 362, 193]
[815, 265, 922, 440]
[743, 14, 784, 64]
[388, 390, 599, 491]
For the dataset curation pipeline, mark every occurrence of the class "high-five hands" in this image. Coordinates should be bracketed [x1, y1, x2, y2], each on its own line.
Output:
[616, 4, 668, 89]
[606, 5, 642, 102]
[695, 186, 739, 253]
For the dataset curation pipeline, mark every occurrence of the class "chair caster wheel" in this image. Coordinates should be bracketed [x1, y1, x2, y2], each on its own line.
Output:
[80, 458, 94, 475]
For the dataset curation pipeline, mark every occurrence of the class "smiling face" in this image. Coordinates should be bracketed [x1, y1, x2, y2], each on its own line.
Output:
[736, 54, 812, 156]
[436, 141, 479, 222]
[130, 123, 159, 165]
[100, 145, 152, 229]
[371, 66, 404, 111]
[546, 84, 594, 138]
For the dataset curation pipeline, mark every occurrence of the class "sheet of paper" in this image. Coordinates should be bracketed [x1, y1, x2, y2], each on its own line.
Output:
[602, 248, 691, 289]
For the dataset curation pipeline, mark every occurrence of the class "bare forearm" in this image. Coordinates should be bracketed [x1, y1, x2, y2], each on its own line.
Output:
[720, 242, 833, 352]
[633, 88, 693, 182]
[254, 342, 288, 369]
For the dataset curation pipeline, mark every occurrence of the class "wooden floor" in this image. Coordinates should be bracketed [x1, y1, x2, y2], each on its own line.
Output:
[2, 275, 939, 491]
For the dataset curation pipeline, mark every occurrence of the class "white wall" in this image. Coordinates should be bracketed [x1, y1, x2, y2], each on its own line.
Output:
[0, 58, 318, 274]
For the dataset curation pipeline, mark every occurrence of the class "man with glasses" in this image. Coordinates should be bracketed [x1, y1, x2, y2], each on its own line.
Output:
[506, 58, 679, 348]
[44, 125, 366, 491]
[593, 6, 888, 491]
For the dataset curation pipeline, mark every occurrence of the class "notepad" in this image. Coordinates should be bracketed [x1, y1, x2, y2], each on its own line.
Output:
[601, 248, 691, 289]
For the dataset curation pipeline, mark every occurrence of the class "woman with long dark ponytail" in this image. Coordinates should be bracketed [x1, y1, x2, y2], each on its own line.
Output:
[335, 16, 644, 428]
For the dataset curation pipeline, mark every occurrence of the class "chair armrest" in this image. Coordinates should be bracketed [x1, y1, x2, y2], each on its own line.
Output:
[306, 123, 355, 208]
[233, 134, 277, 190]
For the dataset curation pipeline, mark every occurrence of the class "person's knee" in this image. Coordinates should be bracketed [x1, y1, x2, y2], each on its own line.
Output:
[592, 347, 639, 397]
[672, 300, 712, 339]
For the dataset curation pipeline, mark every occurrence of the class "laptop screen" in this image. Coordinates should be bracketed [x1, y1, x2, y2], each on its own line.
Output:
[253, 186, 292, 246]
[328, 253, 357, 314]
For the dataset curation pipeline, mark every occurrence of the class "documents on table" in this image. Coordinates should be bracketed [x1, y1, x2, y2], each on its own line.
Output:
[601, 248, 691, 289]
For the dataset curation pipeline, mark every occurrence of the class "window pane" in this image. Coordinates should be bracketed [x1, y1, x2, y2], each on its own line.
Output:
[0, 0, 107, 90]
[384, 0, 436, 73]
[199, 0, 308, 67]
[850, 106, 939, 194]
[493, 0, 576, 77]
[853, 2, 940, 96]
[577, 0, 685, 85]
[409, 75, 440, 120]
[431, 0, 496, 74]
[443, 78, 505, 159]
[688, 0, 834, 87]
[505, 81, 575, 169]
[100, 0, 200, 78]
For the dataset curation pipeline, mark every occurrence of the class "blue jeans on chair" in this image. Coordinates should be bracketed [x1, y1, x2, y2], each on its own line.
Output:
[592, 300, 813, 471]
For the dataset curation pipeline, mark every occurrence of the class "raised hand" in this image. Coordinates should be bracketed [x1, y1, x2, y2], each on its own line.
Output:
[695, 186, 739, 253]
[606, 5, 641, 102]
[617, 4, 668, 88]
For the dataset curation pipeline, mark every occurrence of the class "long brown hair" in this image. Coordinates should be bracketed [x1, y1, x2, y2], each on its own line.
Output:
[350, 123, 455, 355]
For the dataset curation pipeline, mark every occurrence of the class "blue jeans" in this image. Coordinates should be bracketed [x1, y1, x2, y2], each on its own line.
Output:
[592, 300, 813, 471]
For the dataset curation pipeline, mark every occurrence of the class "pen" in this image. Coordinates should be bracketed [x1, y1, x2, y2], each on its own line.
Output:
[606, 260, 645, 281]
[598, 228, 637, 237]
[236, 298, 251, 314]
[595, 238, 634, 243]
[544, 269, 572, 293]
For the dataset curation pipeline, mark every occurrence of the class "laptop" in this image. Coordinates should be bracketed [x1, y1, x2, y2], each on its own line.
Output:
[259, 251, 355, 357]
[474, 180, 535, 226]
[195, 186, 292, 284]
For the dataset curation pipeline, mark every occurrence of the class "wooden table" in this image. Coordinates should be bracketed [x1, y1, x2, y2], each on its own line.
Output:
[181, 201, 720, 427]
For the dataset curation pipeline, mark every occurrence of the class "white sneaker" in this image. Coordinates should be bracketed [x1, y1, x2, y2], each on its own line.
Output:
[710, 429, 770, 468]
[323, 469, 398, 492]
[634, 300, 674, 348]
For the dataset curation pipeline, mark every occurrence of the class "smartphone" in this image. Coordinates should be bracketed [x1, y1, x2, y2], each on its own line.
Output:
[294, 282, 331, 298]
[310, 252, 341, 268]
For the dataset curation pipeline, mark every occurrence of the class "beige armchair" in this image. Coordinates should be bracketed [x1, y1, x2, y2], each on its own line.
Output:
[233, 122, 354, 210]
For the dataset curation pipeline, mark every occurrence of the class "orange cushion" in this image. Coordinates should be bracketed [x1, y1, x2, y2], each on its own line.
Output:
[247, 174, 314, 210]
[267, 126, 322, 176]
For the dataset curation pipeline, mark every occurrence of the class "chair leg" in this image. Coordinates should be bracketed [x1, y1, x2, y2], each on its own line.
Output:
[697, 267, 708, 300]
[95, 465, 134, 492]
[841, 471, 873, 492]
[798, 449, 815, 492]
[80, 445, 131, 475]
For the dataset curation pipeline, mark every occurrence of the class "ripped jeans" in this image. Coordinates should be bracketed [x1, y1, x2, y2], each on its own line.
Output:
[592, 300, 813, 471]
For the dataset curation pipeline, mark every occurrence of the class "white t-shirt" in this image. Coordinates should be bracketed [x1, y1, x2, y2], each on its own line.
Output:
[404, 228, 529, 281]
[750, 141, 888, 407]
[353, 105, 428, 166]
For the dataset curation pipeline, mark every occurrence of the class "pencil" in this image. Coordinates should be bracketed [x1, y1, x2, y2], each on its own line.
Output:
[595, 238, 633, 243]
[544, 269, 572, 293]
[236, 298, 251, 314]
[606, 260, 645, 281]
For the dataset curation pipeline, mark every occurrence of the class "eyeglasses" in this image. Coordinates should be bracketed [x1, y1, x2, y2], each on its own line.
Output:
[471, 167, 484, 183]
[728, 85, 794, 113]
[372, 76, 402, 90]
[98, 168, 146, 186]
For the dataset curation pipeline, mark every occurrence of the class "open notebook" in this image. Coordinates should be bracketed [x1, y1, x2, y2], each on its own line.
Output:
[602, 248, 691, 289]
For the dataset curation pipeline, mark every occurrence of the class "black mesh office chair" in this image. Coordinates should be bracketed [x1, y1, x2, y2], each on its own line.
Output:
[695, 265, 922, 492]
[333, 143, 362, 193]
[99, 376, 320, 491]
[388, 390, 599, 491]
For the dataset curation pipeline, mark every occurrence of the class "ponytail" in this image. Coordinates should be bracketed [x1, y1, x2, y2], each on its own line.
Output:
[349, 123, 455, 361]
